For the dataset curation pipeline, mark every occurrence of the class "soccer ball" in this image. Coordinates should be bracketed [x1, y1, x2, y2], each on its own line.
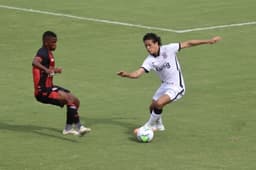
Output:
[135, 127, 154, 143]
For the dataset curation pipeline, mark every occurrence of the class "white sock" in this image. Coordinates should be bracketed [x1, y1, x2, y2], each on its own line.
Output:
[157, 116, 163, 124]
[146, 111, 161, 126]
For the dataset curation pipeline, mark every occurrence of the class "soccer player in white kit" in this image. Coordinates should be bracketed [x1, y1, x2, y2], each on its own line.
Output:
[117, 33, 221, 131]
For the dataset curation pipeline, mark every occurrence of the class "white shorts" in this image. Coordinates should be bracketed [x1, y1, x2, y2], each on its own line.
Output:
[152, 82, 185, 102]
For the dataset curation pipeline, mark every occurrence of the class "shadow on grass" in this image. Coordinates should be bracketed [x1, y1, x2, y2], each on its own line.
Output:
[0, 122, 78, 143]
[82, 115, 140, 143]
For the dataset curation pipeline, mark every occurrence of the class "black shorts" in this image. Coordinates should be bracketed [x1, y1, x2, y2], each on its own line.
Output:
[35, 85, 70, 107]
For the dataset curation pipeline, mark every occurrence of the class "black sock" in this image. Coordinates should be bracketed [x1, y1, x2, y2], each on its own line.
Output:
[74, 113, 80, 125]
[66, 106, 76, 124]
[153, 108, 163, 115]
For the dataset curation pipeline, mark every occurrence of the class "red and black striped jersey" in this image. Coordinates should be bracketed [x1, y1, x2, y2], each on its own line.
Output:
[32, 47, 55, 96]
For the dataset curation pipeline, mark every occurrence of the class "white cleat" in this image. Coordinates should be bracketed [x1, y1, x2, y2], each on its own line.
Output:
[62, 128, 80, 135]
[141, 123, 155, 131]
[78, 125, 91, 136]
[153, 124, 165, 131]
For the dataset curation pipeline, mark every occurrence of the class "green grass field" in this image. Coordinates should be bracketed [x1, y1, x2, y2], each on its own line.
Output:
[0, 0, 256, 170]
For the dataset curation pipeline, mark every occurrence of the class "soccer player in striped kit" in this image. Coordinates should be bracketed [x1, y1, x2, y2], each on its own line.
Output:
[32, 31, 91, 135]
[117, 33, 221, 131]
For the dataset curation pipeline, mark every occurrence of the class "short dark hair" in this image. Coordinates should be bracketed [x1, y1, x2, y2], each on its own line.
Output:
[42, 31, 57, 41]
[143, 33, 162, 45]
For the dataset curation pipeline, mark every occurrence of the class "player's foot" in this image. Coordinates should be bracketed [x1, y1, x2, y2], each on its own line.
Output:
[152, 124, 165, 131]
[78, 125, 91, 136]
[140, 122, 155, 131]
[153, 117, 165, 131]
[62, 128, 80, 135]
[133, 128, 139, 135]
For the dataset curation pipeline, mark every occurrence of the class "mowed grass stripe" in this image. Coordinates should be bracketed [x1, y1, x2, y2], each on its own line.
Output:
[0, 4, 256, 33]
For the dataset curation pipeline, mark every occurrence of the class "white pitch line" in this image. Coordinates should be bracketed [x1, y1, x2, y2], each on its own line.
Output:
[0, 5, 178, 33]
[0, 4, 255, 33]
[176, 21, 256, 33]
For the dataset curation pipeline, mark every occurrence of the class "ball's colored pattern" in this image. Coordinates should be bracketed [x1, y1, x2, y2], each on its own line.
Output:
[135, 127, 154, 143]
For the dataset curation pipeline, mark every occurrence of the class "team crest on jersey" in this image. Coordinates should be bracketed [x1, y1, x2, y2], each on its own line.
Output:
[162, 52, 168, 59]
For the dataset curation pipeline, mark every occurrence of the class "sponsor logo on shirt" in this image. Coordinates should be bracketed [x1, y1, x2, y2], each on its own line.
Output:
[152, 62, 171, 72]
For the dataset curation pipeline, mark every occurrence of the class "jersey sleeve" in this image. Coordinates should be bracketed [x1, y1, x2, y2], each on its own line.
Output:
[36, 48, 48, 60]
[141, 56, 153, 73]
[165, 43, 181, 53]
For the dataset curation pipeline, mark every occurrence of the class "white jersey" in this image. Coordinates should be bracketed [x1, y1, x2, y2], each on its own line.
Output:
[141, 43, 185, 90]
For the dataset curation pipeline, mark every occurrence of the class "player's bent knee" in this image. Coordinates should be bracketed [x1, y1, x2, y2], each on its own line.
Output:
[72, 96, 80, 105]
[75, 97, 80, 103]
[155, 101, 165, 109]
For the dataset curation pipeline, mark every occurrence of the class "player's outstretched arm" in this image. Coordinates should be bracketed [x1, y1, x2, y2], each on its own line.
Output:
[180, 36, 222, 49]
[117, 68, 145, 79]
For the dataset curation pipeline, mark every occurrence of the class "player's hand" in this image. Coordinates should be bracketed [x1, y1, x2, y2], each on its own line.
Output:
[209, 36, 222, 44]
[54, 67, 62, 74]
[117, 71, 127, 77]
[45, 68, 55, 76]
